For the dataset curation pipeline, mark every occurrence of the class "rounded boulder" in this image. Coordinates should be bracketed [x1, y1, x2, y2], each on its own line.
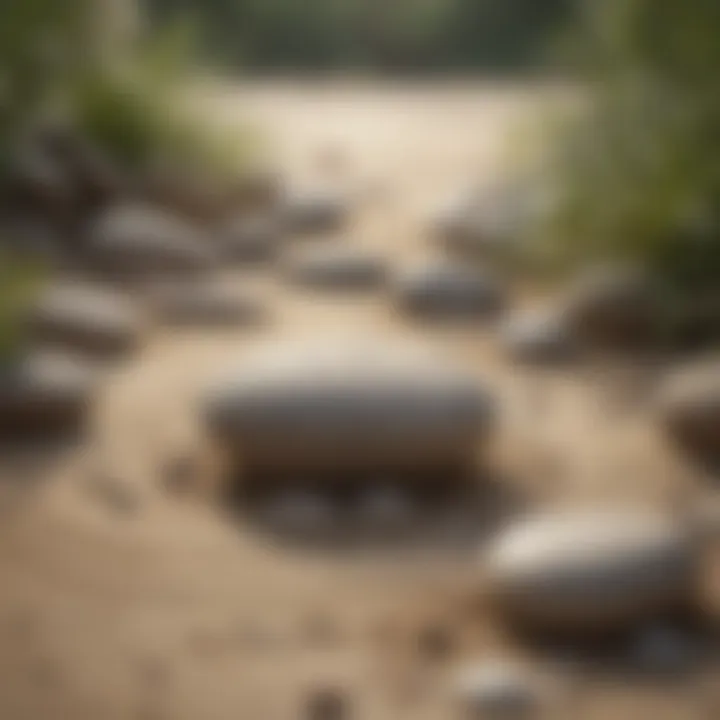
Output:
[282, 189, 349, 235]
[656, 362, 720, 461]
[88, 204, 215, 279]
[148, 282, 267, 328]
[203, 340, 493, 486]
[284, 246, 387, 291]
[485, 509, 698, 633]
[0, 353, 99, 439]
[395, 262, 507, 321]
[29, 286, 145, 358]
[562, 266, 661, 349]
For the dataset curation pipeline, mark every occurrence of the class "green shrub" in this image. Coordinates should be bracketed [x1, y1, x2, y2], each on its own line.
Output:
[67, 23, 255, 180]
[0, 1, 254, 189]
[537, 0, 720, 294]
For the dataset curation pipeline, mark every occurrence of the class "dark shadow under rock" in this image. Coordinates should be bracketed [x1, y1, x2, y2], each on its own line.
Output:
[226, 468, 526, 556]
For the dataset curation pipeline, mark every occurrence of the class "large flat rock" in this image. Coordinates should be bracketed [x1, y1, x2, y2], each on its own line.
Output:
[203, 339, 493, 482]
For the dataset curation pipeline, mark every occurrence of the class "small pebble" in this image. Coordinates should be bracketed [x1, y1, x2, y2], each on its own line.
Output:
[85, 473, 139, 516]
[416, 622, 455, 661]
[305, 687, 349, 720]
[453, 661, 539, 719]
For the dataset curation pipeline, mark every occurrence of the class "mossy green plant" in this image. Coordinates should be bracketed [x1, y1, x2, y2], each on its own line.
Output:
[0, 255, 47, 366]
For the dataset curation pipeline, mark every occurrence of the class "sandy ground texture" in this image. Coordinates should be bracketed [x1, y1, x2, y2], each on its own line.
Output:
[0, 81, 718, 720]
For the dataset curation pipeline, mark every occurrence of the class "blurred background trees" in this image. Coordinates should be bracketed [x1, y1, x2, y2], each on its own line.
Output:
[145, 0, 575, 73]
[1, 0, 718, 299]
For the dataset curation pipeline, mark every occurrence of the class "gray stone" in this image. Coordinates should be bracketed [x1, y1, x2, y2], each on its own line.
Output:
[148, 282, 267, 328]
[284, 246, 387, 290]
[88, 204, 215, 278]
[0, 353, 99, 439]
[501, 308, 575, 365]
[283, 189, 348, 235]
[485, 509, 697, 632]
[231, 167, 284, 214]
[203, 339, 493, 481]
[305, 687, 348, 720]
[562, 266, 660, 349]
[395, 262, 507, 320]
[29, 286, 144, 358]
[657, 362, 720, 461]
[452, 661, 539, 719]
[432, 180, 549, 261]
[219, 215, 282, 264]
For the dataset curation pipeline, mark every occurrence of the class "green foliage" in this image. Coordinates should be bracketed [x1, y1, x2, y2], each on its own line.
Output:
[0, 0, 253, 185]
[0, 256, 46, 363]
[539, 0, 720, 292]
[0, 0, 90, 168]
[68, 24, 252, 177]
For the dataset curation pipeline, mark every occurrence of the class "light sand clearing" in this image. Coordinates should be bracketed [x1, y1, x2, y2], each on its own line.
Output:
[0, 81, 716, 720]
